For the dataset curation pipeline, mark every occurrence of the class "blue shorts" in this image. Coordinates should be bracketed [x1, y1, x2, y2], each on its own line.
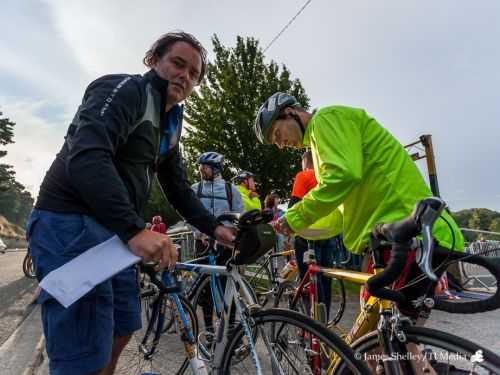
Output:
[27, 209, 142, 375]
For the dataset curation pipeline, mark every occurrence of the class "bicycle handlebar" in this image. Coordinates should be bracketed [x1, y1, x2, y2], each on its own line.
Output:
[366, 197, 446, 304]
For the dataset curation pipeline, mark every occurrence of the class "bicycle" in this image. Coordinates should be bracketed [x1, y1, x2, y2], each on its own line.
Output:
[312, 197, 500, 374]
[23, 247, 37, 279]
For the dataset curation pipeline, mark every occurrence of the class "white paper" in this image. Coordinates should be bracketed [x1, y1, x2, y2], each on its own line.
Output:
[39, 235, 141, 308]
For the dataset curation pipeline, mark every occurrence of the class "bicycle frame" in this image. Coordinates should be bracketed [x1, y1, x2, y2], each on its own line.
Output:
[139, 268, 209, 374]
[246, 248, 295, 294]
[287, 256, 323, 321]
[321, 265, 392, 344]
[176, 261, 264, 373]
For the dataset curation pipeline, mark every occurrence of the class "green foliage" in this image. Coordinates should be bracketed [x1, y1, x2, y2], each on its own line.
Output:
[0, 110, 34, 227]
[183, 35, 310, 199]
[0, 111, 15, 147]
[143, 176, 182, 226]
[452, 208, 500, 242]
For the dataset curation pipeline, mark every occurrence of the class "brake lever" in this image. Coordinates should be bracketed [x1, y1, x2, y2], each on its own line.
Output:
[416, 197, 446, 281]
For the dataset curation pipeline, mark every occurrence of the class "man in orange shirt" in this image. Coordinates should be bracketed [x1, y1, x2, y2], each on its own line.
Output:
[289, 151, 345, 318]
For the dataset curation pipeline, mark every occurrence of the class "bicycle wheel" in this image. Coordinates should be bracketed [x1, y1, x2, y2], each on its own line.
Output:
[328, 277, 346, 326]
[335, 325, 500, 374]
[23, 253, 37, 279]
[244, 260, 273, 306]
[115, 294, 198, 375]
[220, 308, 369, 375]
[274, 279, 346, 326]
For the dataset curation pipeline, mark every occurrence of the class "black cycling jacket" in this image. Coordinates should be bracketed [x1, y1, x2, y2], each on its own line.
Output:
[36, 70, 218, 242]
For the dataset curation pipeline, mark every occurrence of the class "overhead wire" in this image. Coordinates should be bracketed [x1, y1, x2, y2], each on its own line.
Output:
[263, 0, 313, 53]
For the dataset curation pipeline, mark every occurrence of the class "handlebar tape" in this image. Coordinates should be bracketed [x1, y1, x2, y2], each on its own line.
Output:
[367, 218, 420, 304]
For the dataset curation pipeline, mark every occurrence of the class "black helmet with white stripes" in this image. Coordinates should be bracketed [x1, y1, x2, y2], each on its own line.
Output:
[233, 171, 255, 185]
[254, 92, 301, 144]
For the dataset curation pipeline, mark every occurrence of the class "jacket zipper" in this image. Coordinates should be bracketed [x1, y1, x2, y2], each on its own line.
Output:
[145, 166, 151, 193]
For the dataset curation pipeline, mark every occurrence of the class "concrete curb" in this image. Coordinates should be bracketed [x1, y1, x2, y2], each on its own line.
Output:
[0, 305, 44, 375]
[22, 336, 45, 375]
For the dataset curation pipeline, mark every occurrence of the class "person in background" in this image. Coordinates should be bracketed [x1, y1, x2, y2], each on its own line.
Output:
[233, 171, 261, 212]
[264, 192, 284, 220]
[191, 151, 244, 333]
[150, 215, 167, 234]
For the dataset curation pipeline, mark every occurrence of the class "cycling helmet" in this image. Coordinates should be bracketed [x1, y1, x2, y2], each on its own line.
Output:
[254, 92, 301, 144]
[197, 151, 224, 175]
[152, 215, 162, 224]
[233, 171, 255, 185]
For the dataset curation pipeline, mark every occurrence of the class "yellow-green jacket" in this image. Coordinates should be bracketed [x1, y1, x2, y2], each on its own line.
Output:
[236, 185, 262, 212]
[285, 106, 464, 254]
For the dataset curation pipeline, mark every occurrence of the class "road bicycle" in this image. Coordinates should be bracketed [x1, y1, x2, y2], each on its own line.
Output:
[314, 197, 500, 374]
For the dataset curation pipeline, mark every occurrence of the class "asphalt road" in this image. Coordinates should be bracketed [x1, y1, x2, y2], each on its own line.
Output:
[0, 249, 37, 347]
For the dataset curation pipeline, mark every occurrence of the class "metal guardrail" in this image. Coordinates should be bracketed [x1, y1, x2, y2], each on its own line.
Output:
[168, 223, 196, 262]
[460, 239, 500, 290]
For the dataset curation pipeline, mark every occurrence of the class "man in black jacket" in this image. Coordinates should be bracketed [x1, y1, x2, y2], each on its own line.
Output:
[27, 32, 234, 375]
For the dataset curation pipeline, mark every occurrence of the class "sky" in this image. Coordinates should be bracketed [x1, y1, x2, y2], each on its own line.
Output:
[1, 0, 499, 212]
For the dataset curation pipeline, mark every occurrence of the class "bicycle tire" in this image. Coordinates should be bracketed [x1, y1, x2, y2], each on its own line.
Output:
[22, 253, 37, 279]
[220, 307, 369, 375]
[335, 325, 500, 374]
[274, 278, 346, 326]
[115, 293, 198, 375]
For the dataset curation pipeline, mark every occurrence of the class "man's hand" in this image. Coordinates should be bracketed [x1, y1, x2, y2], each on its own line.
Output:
[214, 225, 236, 248]
[128, 229, 177, 270]
[273, 216, 293, 236]
[200, 234, 209, 247]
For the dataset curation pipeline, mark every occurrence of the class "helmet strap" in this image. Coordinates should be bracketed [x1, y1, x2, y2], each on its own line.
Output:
[290, 112, 305, 139]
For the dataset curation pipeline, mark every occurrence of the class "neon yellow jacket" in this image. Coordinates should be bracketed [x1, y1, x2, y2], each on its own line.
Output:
[236, 185, 262, 212]
[285, 106, 464, 254]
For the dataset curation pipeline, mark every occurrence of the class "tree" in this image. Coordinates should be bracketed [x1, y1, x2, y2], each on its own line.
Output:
[143, 177, 182, 226]
[468, 209, 481, 230]
[488, 219, 500, 241]
[183, 35, 310, 200]
[0, 110, 34, 227]
[0, 111, 15, 191]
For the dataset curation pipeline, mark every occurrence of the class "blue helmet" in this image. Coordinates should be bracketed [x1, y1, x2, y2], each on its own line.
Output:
[197, 151, 224, 174]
